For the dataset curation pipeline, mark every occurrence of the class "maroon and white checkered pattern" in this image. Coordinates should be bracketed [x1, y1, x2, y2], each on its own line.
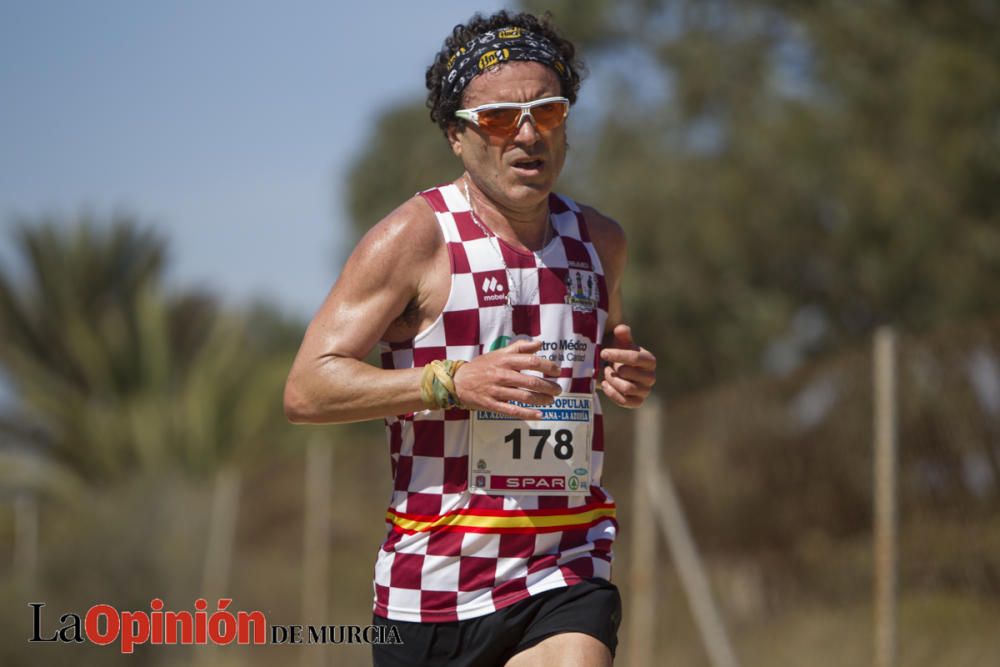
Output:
[373, 184, 617, 622]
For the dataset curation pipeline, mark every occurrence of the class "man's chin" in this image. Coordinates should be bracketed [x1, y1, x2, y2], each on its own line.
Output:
[502, 180, 554, 207]
[508, 170, 557, 193]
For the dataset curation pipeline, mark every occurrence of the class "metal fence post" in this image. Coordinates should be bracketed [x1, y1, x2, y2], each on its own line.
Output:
[302, 436, 333, 667]
[627, 397, 661, 667]
[874, 327, 899, 667]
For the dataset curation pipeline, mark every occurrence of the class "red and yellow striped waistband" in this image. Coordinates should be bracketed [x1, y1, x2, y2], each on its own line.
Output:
[386, 502, 617, 534]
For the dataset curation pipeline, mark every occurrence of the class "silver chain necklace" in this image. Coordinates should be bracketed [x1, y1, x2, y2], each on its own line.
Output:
[462, 178, 549, 311]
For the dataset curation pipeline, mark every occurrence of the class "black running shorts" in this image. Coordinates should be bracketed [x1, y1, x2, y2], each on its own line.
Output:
[371, 578, 621, 667]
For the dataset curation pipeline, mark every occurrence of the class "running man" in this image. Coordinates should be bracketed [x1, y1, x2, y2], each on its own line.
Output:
[285, 10, 656, 667]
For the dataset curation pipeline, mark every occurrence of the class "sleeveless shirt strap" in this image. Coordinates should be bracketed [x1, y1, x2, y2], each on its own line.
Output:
[550, 192, 593, 243]
[575, 208, 593, 243]
[418, 186, 452, 213]
[548, 192, 572, 215]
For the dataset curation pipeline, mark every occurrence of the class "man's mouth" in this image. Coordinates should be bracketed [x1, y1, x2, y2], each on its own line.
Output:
[511, 158, 545, 173]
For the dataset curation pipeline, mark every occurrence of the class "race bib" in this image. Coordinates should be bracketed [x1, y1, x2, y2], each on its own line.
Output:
[468, 393, 593, 496]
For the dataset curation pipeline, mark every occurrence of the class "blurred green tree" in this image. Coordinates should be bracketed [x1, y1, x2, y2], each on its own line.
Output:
[346, 0, 1000, 394]
[0, 214, 301, 488]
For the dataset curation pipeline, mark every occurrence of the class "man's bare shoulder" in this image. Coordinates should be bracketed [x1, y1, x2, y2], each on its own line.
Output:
[579, 204, 626, 274]
[330, 192, 450, 344]
[350, 194, 443, 270]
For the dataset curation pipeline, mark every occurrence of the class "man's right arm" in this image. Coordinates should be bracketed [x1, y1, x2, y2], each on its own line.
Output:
[283, 197, 437, 423]
[283, 196, 564, 425]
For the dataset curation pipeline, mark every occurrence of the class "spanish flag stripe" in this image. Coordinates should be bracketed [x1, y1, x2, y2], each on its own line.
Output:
[390, 501, 616, 521]
[386, 504, 617, 534]
[391, 516, 619, 536]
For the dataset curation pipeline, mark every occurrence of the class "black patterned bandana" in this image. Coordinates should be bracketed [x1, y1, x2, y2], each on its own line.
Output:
[442, 26, 571, 102]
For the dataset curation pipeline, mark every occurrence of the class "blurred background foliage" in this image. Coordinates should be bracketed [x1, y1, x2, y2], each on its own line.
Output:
[0, 216, 303, 486]
[2, 1, 999, 665]
[350, 0, 1000, 394]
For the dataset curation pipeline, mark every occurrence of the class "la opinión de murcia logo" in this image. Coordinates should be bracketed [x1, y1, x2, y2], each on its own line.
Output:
[29, 599, 266, 653]
[28, 600, 402, 653]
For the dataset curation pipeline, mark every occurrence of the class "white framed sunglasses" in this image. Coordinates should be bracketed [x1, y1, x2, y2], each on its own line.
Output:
[455, 96, 570, 137]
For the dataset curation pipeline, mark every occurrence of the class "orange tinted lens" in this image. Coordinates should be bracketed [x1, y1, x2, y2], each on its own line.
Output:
[477, 108, 521, 134]
[530, 101, 568, 130]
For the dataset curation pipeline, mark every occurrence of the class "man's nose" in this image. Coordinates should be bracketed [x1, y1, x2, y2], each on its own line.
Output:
[513, 111, 540, 144]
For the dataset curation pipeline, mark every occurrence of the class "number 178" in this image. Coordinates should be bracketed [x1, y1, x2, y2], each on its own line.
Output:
[503, 428, 574, 460]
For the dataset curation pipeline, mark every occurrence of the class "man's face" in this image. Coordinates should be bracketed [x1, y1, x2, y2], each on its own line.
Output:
[448, 61, 567, 211]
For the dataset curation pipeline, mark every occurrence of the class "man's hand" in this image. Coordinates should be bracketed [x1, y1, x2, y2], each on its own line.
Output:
[454, 340, 562, 420]
[599, 324, 656, 408]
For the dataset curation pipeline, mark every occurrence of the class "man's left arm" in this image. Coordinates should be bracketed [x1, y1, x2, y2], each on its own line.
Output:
[583, 207, 657, 408]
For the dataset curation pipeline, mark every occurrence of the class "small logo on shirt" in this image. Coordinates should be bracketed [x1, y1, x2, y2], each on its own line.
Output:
[474, 270, 509, 308]
[481, 276, 504, 294]
[487, 336, 511, 352]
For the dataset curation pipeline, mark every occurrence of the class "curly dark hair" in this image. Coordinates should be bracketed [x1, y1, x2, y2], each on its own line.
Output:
[425, 10, 584, 136]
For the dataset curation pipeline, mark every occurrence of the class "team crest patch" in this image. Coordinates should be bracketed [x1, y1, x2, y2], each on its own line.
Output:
[564, 270, 598, 313]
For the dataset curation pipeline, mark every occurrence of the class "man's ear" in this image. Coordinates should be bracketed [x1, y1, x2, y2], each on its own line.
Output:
[447, 123, 463, 157]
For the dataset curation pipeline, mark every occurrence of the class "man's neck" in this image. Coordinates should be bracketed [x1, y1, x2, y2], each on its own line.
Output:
[462, 175, 551, 251]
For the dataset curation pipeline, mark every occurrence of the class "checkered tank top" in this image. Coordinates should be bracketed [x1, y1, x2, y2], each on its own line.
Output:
[374, 183, 618, 623]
